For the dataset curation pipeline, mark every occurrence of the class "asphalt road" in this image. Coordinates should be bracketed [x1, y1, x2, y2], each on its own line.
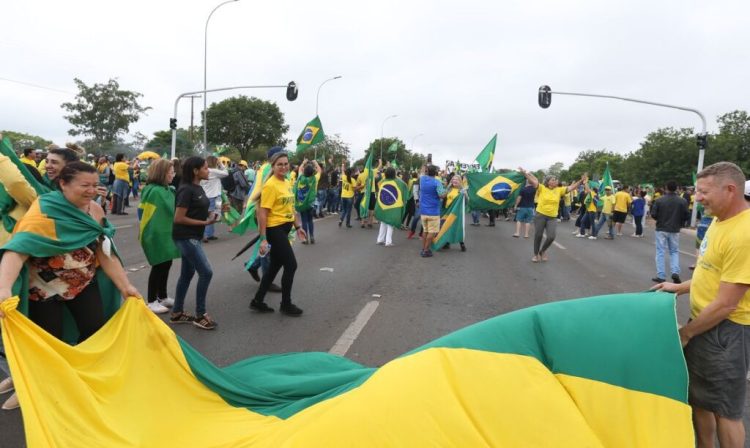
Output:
[1, 204, 748, 446]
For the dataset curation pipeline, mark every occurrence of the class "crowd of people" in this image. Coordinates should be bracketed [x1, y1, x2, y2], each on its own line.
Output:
[2, 139, 750, 447]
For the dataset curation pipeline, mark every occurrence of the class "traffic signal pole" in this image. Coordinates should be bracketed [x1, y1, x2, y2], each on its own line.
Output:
[538, 86, 707, 227]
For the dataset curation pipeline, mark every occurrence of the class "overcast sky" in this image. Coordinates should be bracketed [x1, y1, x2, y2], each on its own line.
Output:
[3, 0, 748, 170]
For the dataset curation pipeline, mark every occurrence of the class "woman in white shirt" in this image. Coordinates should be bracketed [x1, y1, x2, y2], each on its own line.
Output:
[199, 156, 228, 242]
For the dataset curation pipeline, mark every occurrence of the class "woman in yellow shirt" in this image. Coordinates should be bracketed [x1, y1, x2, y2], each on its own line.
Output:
[339, 163, 356, 228]
[112, 153, 131, 215]
[519, 168, 587, 262]
[251, 149, 306, 316]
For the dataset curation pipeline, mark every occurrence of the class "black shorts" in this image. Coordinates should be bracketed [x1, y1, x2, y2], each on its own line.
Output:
[368, 192, 376, 211]
[612, 211, 627, 223]
[684, 319, 750, 420]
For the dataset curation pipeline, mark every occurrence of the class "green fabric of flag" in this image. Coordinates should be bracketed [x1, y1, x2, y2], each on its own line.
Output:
[232, 163, 272, 235]
[138, 184, 180, 266]
[161, 152, 168, 160]
[359, 152, 375, 217]
[692, 171, 697, 186]
[294, 174, 318, 213]
[391, 159, 399, 169]
[431, 193, 464, 250]
[296, 116, 325, 153]
[474, 134, 497, 172]
[467, 171, 525, 210]
[598, 162, 614, 193]
[375, 178, 408, 227]
[387, 142, 398, 154]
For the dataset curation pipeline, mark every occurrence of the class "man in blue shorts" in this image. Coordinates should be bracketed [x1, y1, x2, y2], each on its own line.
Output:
[513, 180, 536, 238]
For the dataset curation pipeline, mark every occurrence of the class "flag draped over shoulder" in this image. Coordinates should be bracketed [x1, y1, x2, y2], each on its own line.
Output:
[232, 163, 272, 235]
[358, 152, 374, 217]
[431, 192, 464, 250]
[467, 171, 525, 210]
[296, 116, 325, 153]
[474, 134, 497, 172]
[294, 174, 318, 213]
[1, 291, 693, 447]
[0, 191, 121, 343]
[138, 184, 180, 266]
[374, 178, 407, 227]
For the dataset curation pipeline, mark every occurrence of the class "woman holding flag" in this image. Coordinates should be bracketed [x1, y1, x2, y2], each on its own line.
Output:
[295, 159, 321, 244]
[439, 173, 467, 252]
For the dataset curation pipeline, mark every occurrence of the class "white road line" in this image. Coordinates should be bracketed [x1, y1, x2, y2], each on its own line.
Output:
[115, 224, 133, 230]
[553, 241, 566, 250]
[329, 300, 380, 356]
[679, 250, 697, 258]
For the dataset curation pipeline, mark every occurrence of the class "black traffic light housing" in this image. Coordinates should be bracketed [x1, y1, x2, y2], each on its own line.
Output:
[169, 118, 177, 130]
[696, 133, 708, 150]
[538, 85, 552, 109]
[286, 81, 298, 101]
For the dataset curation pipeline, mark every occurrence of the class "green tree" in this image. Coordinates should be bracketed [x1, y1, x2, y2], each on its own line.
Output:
[204, 96, 289, 161]
[145, 129, 196, 158]
[0, 130, 52, 151]
[352, 138, 426, 173]
[620, 127, 696, 186]
[294, 134, 350, 167]
[61, 78, 150, 152]
[546, 161, 565, 178]
[562, 150, 624, 183]
[712, 110, 750, 174]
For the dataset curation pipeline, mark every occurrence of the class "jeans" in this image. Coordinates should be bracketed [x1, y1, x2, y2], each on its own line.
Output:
[410, 208, 422, 233]
[340, 197, 353, 226]
[655, 231, 680, 279]
[354, 192, 363, 218]
[561, 205, 571, 221]
[580, 211, 597, 235]
[248, 250, 270, 274]
[634, 215, 644, 236]
[301, 209, 314, 238]
[204, 196, 218, 239]
[316, 190, 327, 216]
[471, 210, 481, 224]
[327, 188, 339, 213]
[174, 239, 213, 316]
[594, 213, 613, 238]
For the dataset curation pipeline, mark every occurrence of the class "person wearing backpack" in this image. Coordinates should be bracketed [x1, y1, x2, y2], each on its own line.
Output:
[227, 163, 250, 213]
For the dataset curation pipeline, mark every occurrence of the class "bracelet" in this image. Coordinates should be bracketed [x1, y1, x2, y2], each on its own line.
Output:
[259, 235, 267, 241]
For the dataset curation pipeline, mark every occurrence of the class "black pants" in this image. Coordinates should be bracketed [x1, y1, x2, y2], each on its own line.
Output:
[28, 280, 105, 343]
[147, 260, 173, 303]
[403, 198, 415, 226]
[254, 223, 297, 306]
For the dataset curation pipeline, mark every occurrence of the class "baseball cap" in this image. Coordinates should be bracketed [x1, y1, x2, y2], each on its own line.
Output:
[745, 180, 750, 200]
[266, 146, 285, 160]
[604, 186, 612, 190]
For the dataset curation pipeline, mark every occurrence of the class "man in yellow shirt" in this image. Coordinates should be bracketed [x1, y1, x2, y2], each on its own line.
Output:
[594, 186, 616, 240]
[19, 148, 37, 168]
[612, 185, 632, 236]
[655, 162, 750, 447]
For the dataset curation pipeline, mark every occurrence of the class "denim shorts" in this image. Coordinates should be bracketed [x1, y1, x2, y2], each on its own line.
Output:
[684, 319, 750, 419]
[516, 207, 534, 223]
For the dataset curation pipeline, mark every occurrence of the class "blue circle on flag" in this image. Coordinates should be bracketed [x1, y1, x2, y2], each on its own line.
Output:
[379, 184, 399, 206]
[491, 182, 512, 200]
[303, 128, 314, 141]
[297, 186, 308, 201]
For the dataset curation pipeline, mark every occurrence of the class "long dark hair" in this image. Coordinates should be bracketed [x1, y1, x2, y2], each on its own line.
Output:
[344, 167, 353, 184]
[182, 156, 206, 184]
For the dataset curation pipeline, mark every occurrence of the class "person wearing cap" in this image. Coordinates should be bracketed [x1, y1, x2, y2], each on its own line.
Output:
[249, 148, 306, 316]
[654, 162, 750, 447]
[594, 185, 616, 240]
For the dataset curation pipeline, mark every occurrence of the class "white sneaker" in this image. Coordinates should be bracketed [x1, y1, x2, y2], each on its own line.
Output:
[385, 243, 394, 247]
[588, 236, 597, 240]
[159, 297, 175, 308]
[148, 301, 169, 314]
[575, 234, 586, 238]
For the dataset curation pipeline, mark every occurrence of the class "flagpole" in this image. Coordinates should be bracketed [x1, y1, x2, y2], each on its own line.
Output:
[380, 114, 398, 160]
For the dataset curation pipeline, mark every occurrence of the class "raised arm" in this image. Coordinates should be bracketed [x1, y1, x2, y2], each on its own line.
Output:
[566, 173, 588, 192]
[517, 167, 539, 188]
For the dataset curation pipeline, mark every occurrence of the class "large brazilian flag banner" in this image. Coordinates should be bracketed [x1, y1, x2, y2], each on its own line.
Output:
[0, 291, 693, 447]
[467, 171, 526, 210]
[374, 178, 408, 227]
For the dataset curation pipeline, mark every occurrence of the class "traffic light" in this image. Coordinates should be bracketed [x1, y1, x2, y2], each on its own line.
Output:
[538, 85, 552, 109]
[169, 118, 177, 130]
[286, 81, 298, 101]
[696, 133, 708, 150]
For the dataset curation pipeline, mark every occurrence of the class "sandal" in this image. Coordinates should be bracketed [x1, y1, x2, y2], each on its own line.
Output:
[531, 256, 540, 263]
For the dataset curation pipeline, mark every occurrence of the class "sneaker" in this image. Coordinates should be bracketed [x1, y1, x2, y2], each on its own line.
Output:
[420, 250, 433, 258]
[572, 230, 580, 235]
[385, 243, 394, 247]
[159, 297, 175, 308]
[338, 221, 342, 227]
[249, 300, 275, 313]
[148, 301, 169, 314]
[207, 236, 218, 241]
[460, 243, 466, 252]
[346, 224, 352, 228]
[671, 274, 682, 283]
[280, 303, 303, 316]
[407, 231, 415, 239]
[248, 268, 260, 282]
[169, 312, 195, 324]
[651, 277, 666, 283]
[604, 235, 614, 240]
[588, 236, 597, 240]
[310, 237, 315, 244]
[268, 283, 282, 293]
[575, 234, 586, 238]
[193, 314, 217, 330]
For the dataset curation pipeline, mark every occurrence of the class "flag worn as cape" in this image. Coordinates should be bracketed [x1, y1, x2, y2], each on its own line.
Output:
[138, 184, 180, 266]
[358, 152, 375, 217]
[431, 191, 464, 250]
[467, 171, 525, 210]
[374, 178, 408, 227]
[232, 163, 272, 235]
[296, 116, 325, 153]
[474, 134, 497, 172]
[294, 174, 318, 213]
[0, 190, 121, 343]
[0, 291, 693, 447]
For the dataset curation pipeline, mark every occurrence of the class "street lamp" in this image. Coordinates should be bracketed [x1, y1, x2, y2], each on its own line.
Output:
[409, 133, 424, 171]
[538, 85, 707, 226]
[315, 75, 342, 116]
[380, 114, 398, 160]
[204, 0, 241, 153]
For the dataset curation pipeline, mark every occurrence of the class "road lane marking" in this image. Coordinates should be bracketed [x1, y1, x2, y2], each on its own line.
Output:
[553, 241, 566, 250]
[679, 250, 697, 258]
[329, 300, 380, 356]
[115, 224, 133, 230]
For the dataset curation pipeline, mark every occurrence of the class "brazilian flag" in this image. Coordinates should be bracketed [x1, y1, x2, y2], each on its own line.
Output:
[474, 133, 497, 172]
[375, 178, 408, 227]
[1, 291, 693, 447]
[294, 174, 318, 213]
[138, 184, 180, 266]
[359, 151, 374, 218]
[431, 191, 464, 250]
[295, 116, 325, 153]
[467, 171, 525, 210]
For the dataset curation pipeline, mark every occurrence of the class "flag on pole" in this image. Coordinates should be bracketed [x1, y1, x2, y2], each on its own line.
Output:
[598, 162, 614, 194]
[474, 134, 497, 172]
[387, 141, 399, 153]
[467, 171, 525, 210]
[431, 192, 465, 250]
[296, 116, 325, 153]
[375, 177, 408, 227]
[359, 151, 374, 217]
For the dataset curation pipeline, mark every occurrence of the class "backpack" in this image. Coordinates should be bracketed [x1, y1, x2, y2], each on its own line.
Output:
[232, 169, 249, 193]
[220, 170, 236, 192]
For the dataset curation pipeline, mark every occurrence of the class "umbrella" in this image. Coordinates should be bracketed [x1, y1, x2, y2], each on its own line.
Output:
[137, 151, 161, 160]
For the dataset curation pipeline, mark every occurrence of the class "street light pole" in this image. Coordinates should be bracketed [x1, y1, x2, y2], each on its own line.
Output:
[186, 94, 202, 144]
[315, 75, 342, 117]
[380, 114, 398, 160]
[204, 0, 240, 153]
[538, 86, 707, 226]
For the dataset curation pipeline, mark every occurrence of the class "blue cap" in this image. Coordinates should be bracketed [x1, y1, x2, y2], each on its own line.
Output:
[267, 146, 285, 160]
